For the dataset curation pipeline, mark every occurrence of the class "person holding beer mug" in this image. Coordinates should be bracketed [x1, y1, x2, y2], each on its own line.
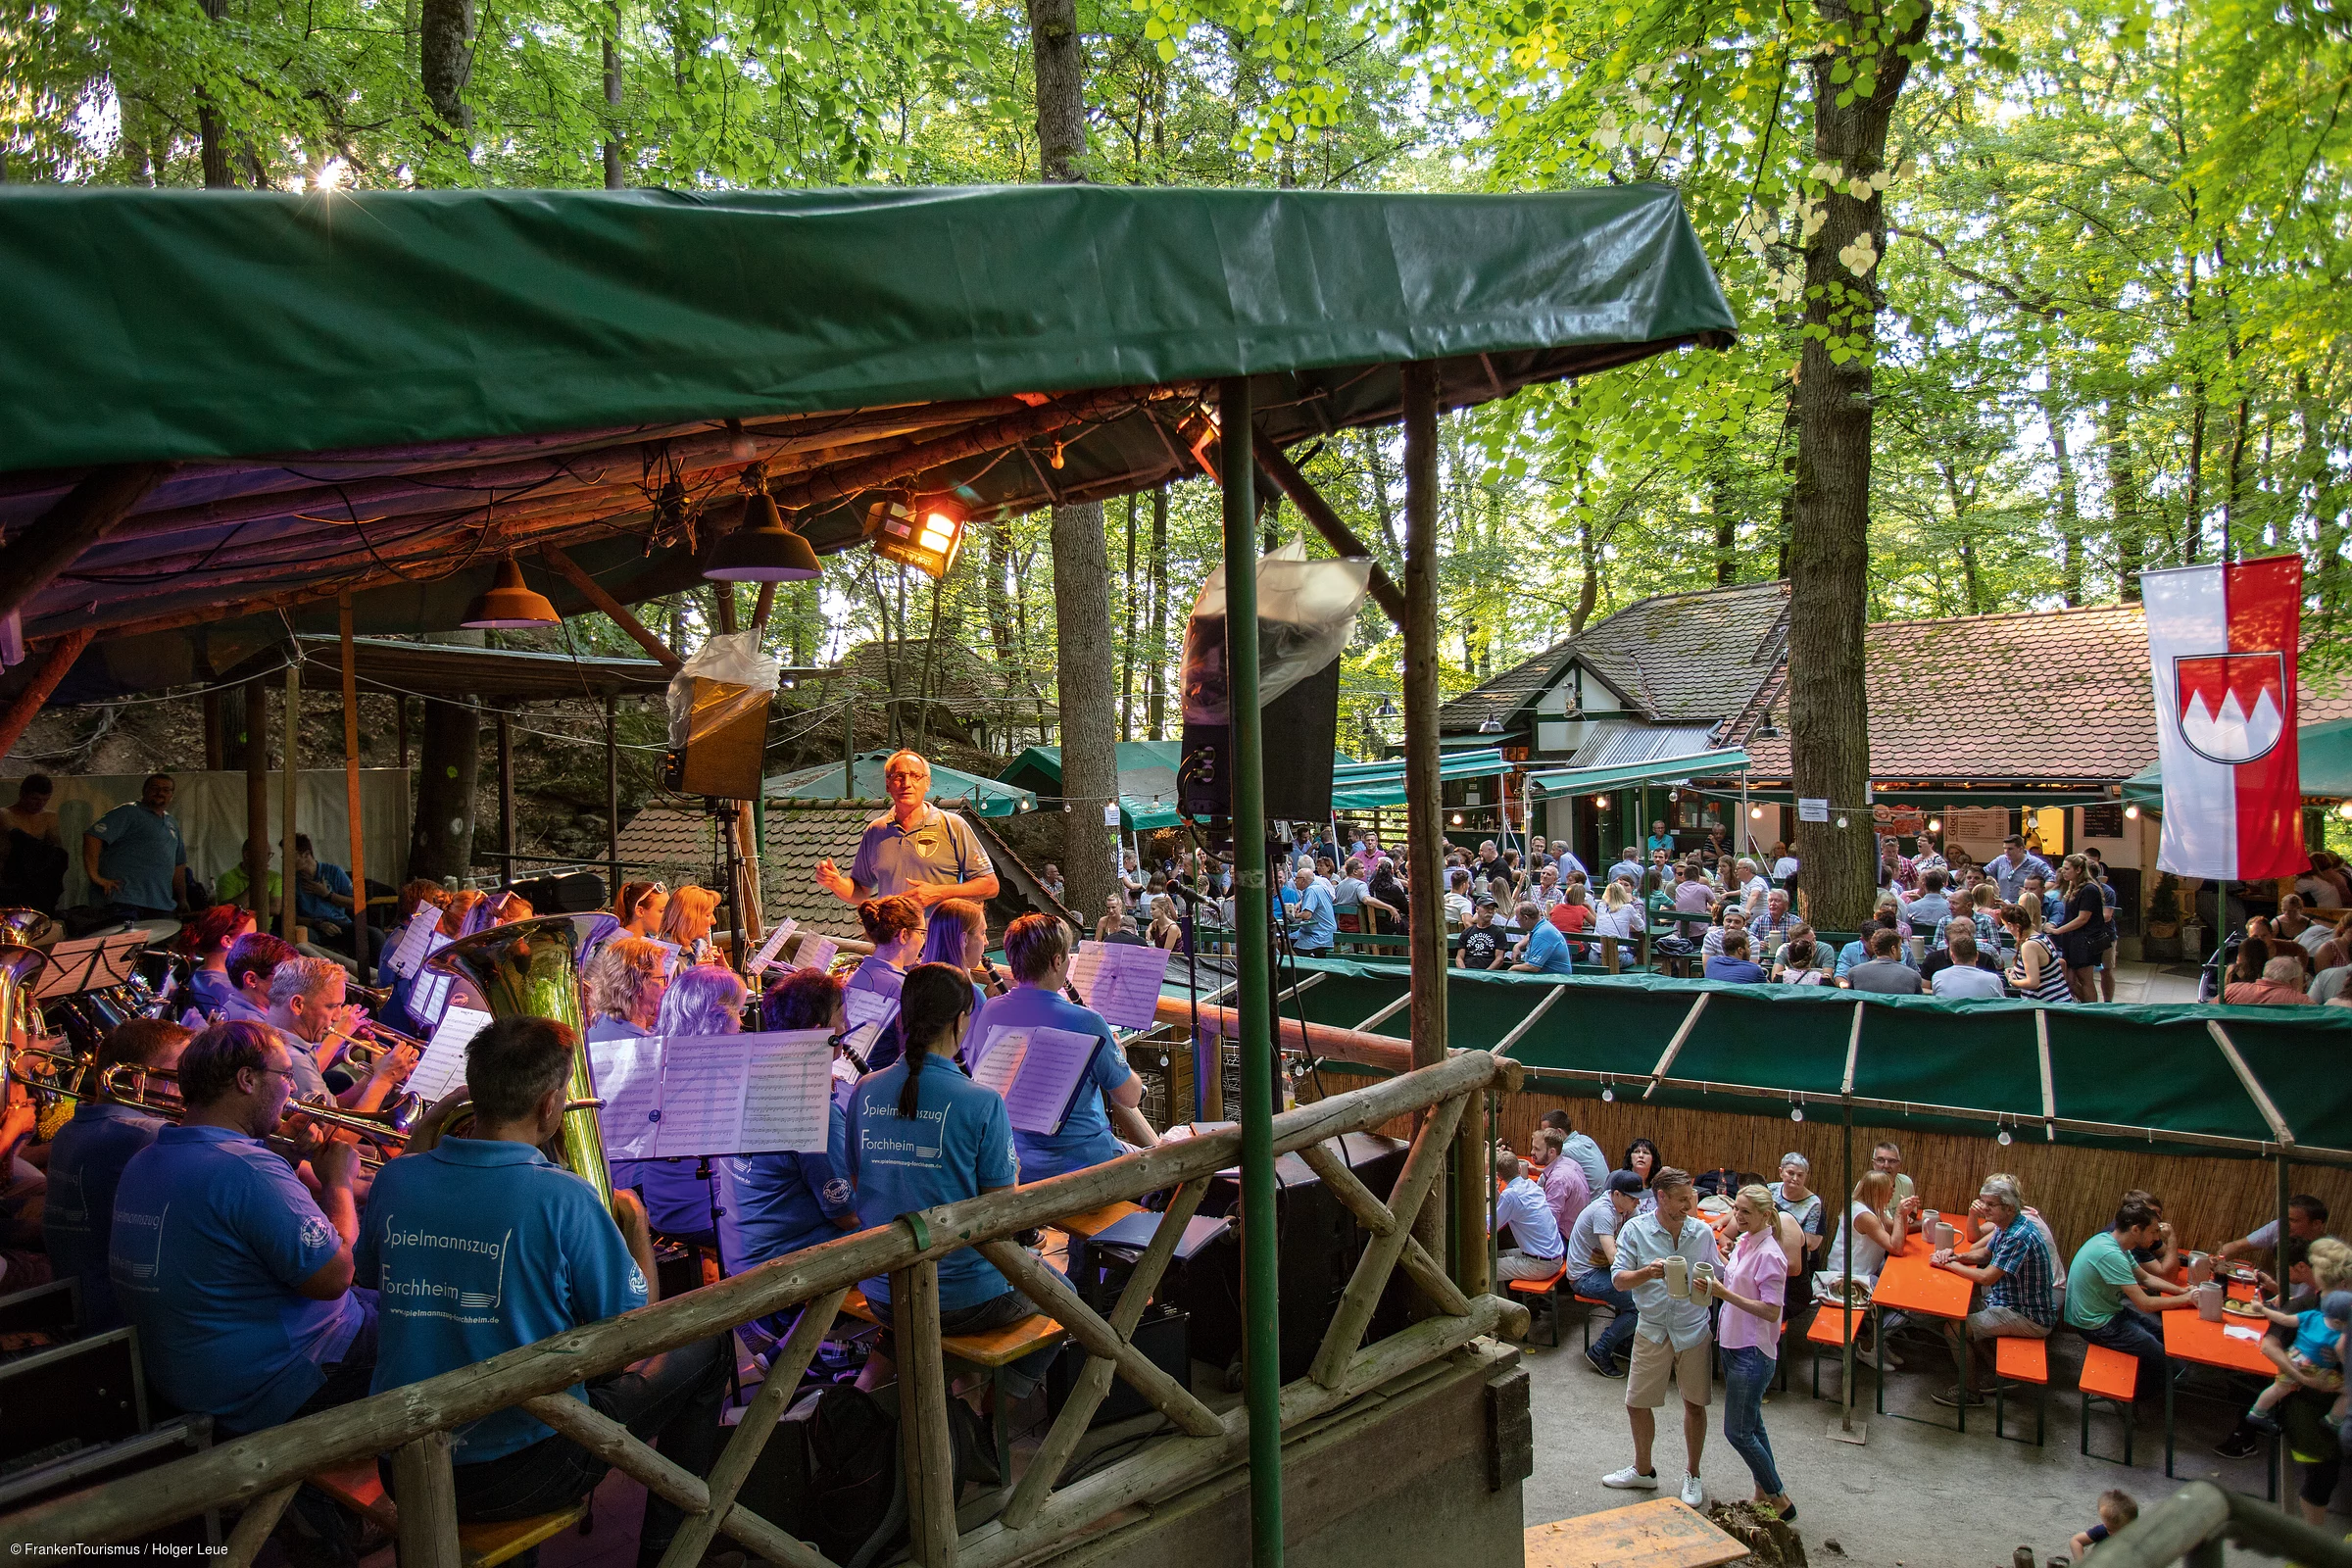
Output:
[1600, 1166, 1720, 1508]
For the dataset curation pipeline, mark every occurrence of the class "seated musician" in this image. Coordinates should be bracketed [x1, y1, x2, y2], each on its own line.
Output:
[220, 931, 298, 1024]
[44, 1018, 192, 1330]
[109, 1021, 376, 1436]
[920, 897, 989, 1061]
[267, 956, 419, 1111]
[375, 880, 454, 1032]
[614, 963, 745, 1250]
[718, 968, 860, 1286]
[659, 884, 718, 966]
[358, 1016, 726, 1561]
[583, 936, 670, 1045]
[612, 880, 668, 941]
[967, 913, 1157, 1179]
[847, 895, 924, 1070]
[846, 962, 1056, 1396]
[179, 905, 255, 1022]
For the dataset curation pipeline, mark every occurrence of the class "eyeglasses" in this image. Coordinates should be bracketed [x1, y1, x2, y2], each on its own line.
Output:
[253, 1063, 298, 1085]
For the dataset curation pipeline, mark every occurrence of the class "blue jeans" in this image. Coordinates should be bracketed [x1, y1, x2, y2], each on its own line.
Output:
[1576, 1266, 1637, 1360]
[1722, 1346, 1783, 1496]
[2082, 1304, 2167, 1399]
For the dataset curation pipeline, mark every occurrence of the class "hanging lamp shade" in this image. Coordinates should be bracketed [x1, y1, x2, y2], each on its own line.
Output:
[461, 556, 561, 628]
[705, 492, 821, 582]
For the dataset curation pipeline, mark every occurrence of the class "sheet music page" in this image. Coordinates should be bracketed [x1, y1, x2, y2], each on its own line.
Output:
[733, 1030, 835, 1152]
[839, 985, 899, 1063]
[970, 1026, 1029, 1099]
[588, 1033, 664, 1162]
[745, 919, 799, 979]
[997, 1026, 1102, 1136]
[1070, 941, 1172, 1030]
[650, 939, 684, 975]
[408, 969, 456, 1031]
[409, 1005, 491, 1103]
[389, 907, 441, 979]
[792, 935, 839, 974]
[652, 1035, 750, 1155]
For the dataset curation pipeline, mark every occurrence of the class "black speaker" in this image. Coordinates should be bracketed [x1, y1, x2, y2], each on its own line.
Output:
[1177, 655, 1341, 822]
[1044, 1310, 1191, 1428]
[1178, 1131, 1409, 1384]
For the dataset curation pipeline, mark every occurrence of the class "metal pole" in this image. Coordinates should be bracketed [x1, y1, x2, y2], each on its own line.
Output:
[338, 597, 369, 965]
[1400, 364, 1455, 1286]
[496, 711, 515, 890]
[280, 660, 300, 944]
[1220, 376, 1283, 1568]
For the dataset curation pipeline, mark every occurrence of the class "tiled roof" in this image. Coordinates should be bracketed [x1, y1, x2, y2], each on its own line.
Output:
[1738, 603, 2352, 783]
[1438, 579, 1790, 732]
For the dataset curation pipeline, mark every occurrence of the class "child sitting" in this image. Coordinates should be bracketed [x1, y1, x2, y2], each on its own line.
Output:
[2067, 1489, 2137, 1560]
[2243, 1289, 2351, 1436]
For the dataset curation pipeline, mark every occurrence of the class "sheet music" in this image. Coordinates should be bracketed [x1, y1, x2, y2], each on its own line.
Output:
[409, 1005, 491, 1103]
[33, 934, 146, 1000]
[734, 1031, 834, 1152]
[651, 940, 684, 976]
[745, 918, 798, 979]
[1068, 941, 1172, 1030]
[388, 907, 444, 979]
[840, 985, 898, 1062]
[793, 935, 838, 974]
[589, 1034, 664, 1162]
[974, 1024, 1102, 1136]
[408, 969, 456, 1031]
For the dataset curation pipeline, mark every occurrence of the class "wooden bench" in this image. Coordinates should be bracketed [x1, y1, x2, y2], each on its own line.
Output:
[1993, 1335, 2049, 1446]
[841, 1287, 1068, 1482]
[2077, 1343, 2140, 1466]
[306, 1462, 588, 1568]
[1048, 1200, 1149, 1241]
[1505, 1261, 1570, 1347]
[1805, 1299, 1876, 1400]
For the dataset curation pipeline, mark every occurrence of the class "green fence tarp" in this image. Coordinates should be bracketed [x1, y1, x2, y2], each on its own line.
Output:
[1265, 957, 2352, 1162]
[1327, 749, 1523, 811]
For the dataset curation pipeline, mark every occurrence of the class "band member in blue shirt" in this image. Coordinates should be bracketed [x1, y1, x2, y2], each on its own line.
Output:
[110, 1021, 375, 1436]
[358, 1015, 726, 1559]
[720, 967, 862, 1277]
[846, 895, 924, 1071]
[44, 1019, 190, 1330]
[965, 914, 1155, 1179]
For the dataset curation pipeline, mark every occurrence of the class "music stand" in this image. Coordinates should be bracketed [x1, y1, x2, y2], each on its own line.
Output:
[32, 934, 148, 1002]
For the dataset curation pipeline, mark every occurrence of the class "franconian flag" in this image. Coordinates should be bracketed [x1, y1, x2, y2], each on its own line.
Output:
[2143, 557, 2304, 881]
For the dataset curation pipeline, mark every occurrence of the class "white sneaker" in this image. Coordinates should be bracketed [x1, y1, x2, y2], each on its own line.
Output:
[1679, 1475, 1705, 1508]
[1600, 1466, 1659, 1490]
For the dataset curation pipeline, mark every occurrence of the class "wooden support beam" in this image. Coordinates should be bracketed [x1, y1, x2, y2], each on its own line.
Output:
[221, 1483, 298, 1568]
[496, 711, 515, 889]
[751, 582, 777, 628]
[1250, 439, 1405, 626]
[0, 628, 93, 760]
[518, 1395, 710, 1515]
[605, 694, 621, 895]
[894, 1259, 960, 1568]
[389, 1433, 462, 1568]
[1297, 1140, 1472, 1318]
[976, 1239, 1224, 1438]
[540, 545, 684, 671]
[1308, 1089, 1467, 1388]
[243, 675, 270, 915]
[338, 595, 368, 961]
[280, 660, 300, 942]
[0, 462, 174, 621]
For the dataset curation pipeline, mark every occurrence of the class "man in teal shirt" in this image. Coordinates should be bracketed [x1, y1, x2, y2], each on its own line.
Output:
[2064, 1197, 2196, 1398]
[83, 772, 187, 920]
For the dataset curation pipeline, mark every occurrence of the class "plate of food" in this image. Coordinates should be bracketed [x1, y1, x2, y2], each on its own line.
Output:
[2222, 1298, 2267, 1319]
[2216, 1261, 2261, 1283]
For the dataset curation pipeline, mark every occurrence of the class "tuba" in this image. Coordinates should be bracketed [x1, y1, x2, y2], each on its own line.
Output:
[424, 912, 614, 1214]
[0, 914, 49, 1047]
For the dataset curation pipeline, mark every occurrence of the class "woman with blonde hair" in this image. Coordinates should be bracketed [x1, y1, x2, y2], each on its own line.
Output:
[1816, 1169, 1913, 1358]
[2002, 902, 2071, 1004]
[613, 880, 668, 940]
[1715, 1185, 1794, 1521]
[1147, 894, 1183, 952]
[662, 885, 720, 963]
[584, 936, 669, 1043]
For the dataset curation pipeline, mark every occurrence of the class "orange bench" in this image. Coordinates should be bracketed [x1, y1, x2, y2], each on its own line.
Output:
[2078, 1342, 2141, 1465]
[1805, 1299, 1876, 1400]
[841, 1287, 1067, 1482]
[1993, 1336, 2049, 1446]
[306, 1462, 589, 1567]
[1506, 1261, 1571, 1347]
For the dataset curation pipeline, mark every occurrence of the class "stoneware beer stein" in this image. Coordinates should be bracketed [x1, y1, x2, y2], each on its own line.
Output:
[2194, 1281, 2225, 1322]
[1664, 1255, 1690, 1299]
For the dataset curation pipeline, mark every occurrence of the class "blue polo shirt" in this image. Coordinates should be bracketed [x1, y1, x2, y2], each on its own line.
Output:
[849, 804, 992, 902]
[1290, 883, 1337, 950]
[718, 1092, 858, 1270]
[967, 985, 1135, 1180]
[297, 861, 354, 929]
[1521, 920, 1577, 974]
[110, 1125, 367, 1433]
[44, 1101, 169, 1330]
[846, 1055, 1017, 1312]
[85, 802, 186, 912]
[185, 967, 236, 1020]
[356, 1137, 647, 1463]
[846, 956, 907, 1071]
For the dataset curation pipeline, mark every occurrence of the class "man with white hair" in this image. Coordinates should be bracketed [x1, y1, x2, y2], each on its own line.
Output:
[265, 956, 416, 1111]
[2224, 954, 2318, 1006]
[1286, 866, 1337, 958]
[1750, 888, 1796, 954]
[1927, 1179, 2059, 1407]
[814, 749, 1000, 908]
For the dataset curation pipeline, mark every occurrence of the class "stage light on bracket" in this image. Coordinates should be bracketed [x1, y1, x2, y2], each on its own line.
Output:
[867, 495, 966, 580]
[2125, 803, 2141, 820]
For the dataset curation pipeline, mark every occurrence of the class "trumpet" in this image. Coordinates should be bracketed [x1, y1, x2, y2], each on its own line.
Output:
[323, 1017, 428, 1075]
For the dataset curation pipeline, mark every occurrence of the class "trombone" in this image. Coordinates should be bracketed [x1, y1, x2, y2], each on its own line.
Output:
[322, 1016, 429, 1076]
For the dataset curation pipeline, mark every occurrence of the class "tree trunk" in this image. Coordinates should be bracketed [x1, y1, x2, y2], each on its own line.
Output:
[1711, 450, 1738, 586]
[1054, 503, 1121, 926]
[1028, 0, 1086, 181]
[421, 0, 476, 135]
[411, 698, 481, 881]
[1362, 427, 1401, 562]
[601, 1, 625, 189]
[1786, 0, 1930, 930]
[2043, 370, 2082, 606]
[1147, 486, 1169, 740]
[1120, 493, 1138, 741]
[198, 0, 233, 186]
[2183, 377, 2207, 564]
[2107, 402, 2144, 601]
[1572, 512, 1600, 633]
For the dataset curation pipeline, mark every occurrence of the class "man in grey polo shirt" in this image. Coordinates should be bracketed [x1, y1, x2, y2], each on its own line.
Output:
[814, 749, 1000, 908]
[1601, 1165, 1718, 1508]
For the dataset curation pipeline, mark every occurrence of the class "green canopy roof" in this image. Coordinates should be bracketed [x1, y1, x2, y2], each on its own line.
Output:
[1527, 747, 1751, 797]
[764, 752, 1036, 817]
[1326, 747, 1517, 810]
[2122, 716, 2352, 807]
[1000, 739, 1356, 829]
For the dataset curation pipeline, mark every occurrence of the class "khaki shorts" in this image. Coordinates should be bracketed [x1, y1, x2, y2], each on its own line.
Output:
[1626, 1333, 1714, 1409]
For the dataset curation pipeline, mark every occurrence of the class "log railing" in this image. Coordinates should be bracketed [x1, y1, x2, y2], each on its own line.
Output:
[2, 1049, 1525, 1568]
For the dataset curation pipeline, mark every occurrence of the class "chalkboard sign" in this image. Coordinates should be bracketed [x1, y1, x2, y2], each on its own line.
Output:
[2082, 804, 2125, 838]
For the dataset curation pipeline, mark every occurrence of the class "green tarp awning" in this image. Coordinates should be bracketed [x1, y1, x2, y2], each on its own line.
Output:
[1527, 747, 1751, 797]
[1000, 740, 1358, 829]
[2123, 717, 2352, 807]
[764, 752, 1036, 817]
[1327, 748, 1516, 810]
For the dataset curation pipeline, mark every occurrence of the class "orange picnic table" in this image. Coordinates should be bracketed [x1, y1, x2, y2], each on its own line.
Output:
[2162, 1304, 2283, 1499]
[1869, 1218, 1977, 1431]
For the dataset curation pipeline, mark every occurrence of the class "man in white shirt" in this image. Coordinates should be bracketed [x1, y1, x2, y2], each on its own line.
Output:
[1929, 929, 2007, 999]
[1549, 839, 1589, 879]
[1602, 1167, 1718, 1507]
[1491, 1152, 1567, 1281]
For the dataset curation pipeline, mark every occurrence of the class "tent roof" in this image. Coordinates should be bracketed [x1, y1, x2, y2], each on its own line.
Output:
[0, 182, 1735, 651]
[205, 635, 674, 704]
[2123, 716, 2352, 806]
[1327, 748, 1516, 811]
[761, 752, 1036, 817]
[1527, 746, 1751, 796]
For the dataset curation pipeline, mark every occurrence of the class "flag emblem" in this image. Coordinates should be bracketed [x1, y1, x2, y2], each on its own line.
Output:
[2174, 652, 2287, 765]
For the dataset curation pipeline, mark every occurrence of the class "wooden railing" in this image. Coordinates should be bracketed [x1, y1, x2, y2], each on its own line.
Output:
[2, 1049, 1525, 1568]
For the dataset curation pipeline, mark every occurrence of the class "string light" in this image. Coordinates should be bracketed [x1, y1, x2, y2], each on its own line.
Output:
[2124, 803, 2141, 820]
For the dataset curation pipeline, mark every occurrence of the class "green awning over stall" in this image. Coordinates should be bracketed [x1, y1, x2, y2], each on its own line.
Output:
[2123, 716, 2352, 807]
[1527, 747, 1751, 797]
[1327, 748, 1517, 811]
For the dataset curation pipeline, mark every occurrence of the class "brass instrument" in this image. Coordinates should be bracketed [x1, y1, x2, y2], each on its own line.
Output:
[426, 913, 615, 1214]
[11, 1039, 89, 1122]
[324, 1017, 429, 1075]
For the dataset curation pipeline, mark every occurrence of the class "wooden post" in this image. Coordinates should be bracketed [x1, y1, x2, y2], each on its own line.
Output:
[496, 710, 514, 889]
[243, 675, 270, 916]
[280, 660, 300, 944]
[895, 1259, 959, 1567]
[389, 1431, 462, 1568]
[396, 694, 409, 771]
[338, 597, 369, 961]
[220, 1483, 297, 1568]
[605, 694, 621, 897]
[539, 545, 683, 670]
[1400, 363, 1453, 1282]
[0, 628, 93, 761]
[0, 463, 173, 621]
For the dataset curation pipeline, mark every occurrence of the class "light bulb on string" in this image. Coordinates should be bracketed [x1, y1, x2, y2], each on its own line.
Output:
[1600, 1086, 1615, 1102]
[1837, 816, 1848, 829]
[1790, 1104, 1805, 1123]
[1997, 1127, 2013, 1147]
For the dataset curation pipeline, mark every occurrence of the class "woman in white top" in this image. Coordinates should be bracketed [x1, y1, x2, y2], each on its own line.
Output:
[1592, 881, 1645, 942]
[1814, 1169, 1914, 1355]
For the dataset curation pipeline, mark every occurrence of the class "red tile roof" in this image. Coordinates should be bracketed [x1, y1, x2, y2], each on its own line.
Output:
[1738, 603, 2352, 783]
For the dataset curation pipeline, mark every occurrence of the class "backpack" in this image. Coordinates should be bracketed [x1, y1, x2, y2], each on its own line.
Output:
[805, 1385, 900, 1565]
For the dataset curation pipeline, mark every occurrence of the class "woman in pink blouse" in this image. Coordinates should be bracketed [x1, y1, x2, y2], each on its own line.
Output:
[1711, 1184, 1794, 1521]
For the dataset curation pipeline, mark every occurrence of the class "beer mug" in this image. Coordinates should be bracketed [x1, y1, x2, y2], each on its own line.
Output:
[2194, 1282, 2225, 1323]
[1933, 1221, 1956, 1250]
[1664, 1255, 1690, 1299]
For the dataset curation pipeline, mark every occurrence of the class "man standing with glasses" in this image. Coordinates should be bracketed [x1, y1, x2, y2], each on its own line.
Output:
[814, 749, 1001, 908]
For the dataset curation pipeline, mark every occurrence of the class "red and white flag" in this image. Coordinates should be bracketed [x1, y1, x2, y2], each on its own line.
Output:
[2143, 557, 2304, 881]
